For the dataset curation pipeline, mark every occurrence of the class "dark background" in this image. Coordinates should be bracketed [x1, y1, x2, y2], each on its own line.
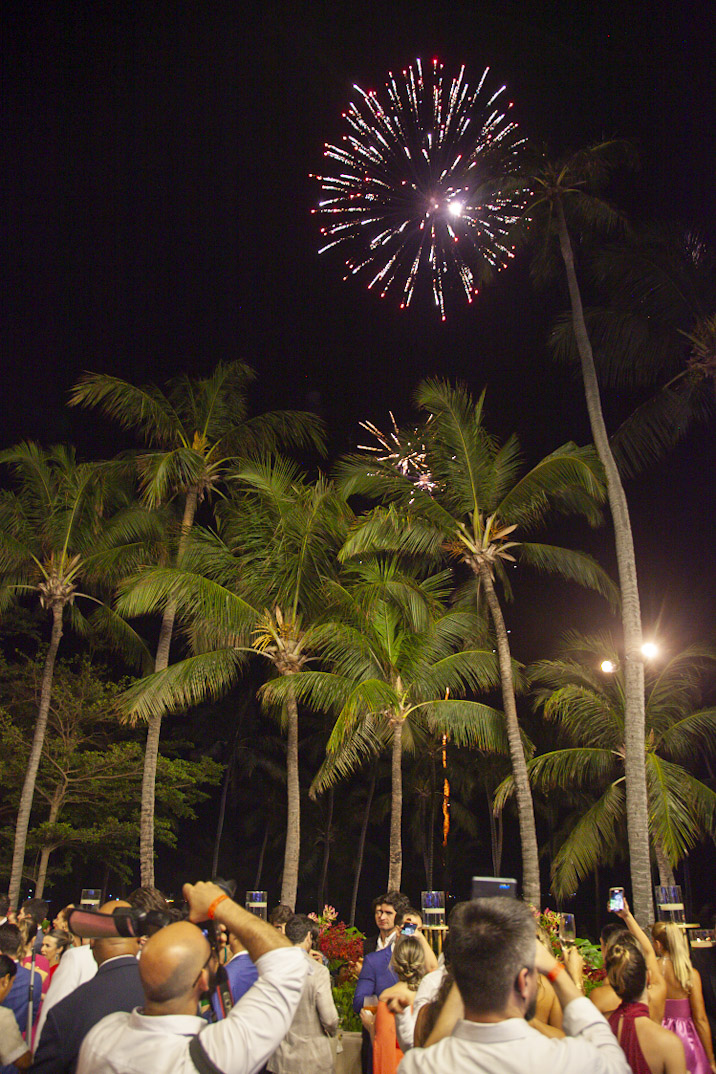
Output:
[3, 1, 714, 931]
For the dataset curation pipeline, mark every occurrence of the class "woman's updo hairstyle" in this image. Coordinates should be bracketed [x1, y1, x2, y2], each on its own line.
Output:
[606, 935, 647, 1004]
[391, 935, 426, 991]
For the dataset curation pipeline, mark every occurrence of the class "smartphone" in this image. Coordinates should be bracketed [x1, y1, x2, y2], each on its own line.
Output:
[608, 886, 625, 912]
[559, 913, 576, 944]
[401, 922, 417, 935]
[471, 877, 517, 899]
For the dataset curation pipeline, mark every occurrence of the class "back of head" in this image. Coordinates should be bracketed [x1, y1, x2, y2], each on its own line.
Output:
[0, 895, 10, 918]
[0, 923, 22, 959]
[601, 922, 628, 948]
[448, 898, 535, 1016]
[22, 898, 49, 925]
[660, 922, 693, 992]
[606, 935, 647, 1003]
[269, 904, 294, 928]
[391, 935, 426, 990]
[0, 953, 17, 980]
[127, 886, 170, 914]
[91, 901, 140, 965]
[285, 914, 312, 946]
[140, 920, 210, 1007]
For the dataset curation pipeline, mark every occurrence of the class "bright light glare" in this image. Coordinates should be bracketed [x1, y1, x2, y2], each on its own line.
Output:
[600, 660, 616, 674]
[447, 201, 463, 217]
[641, 642, 659, 660]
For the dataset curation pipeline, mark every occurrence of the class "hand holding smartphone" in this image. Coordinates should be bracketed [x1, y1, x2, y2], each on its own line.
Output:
[559, 912, 576, 945]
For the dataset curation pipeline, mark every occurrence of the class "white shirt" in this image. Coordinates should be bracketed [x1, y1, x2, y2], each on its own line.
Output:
[0, 1005, 28, 1066]
[34, 943, 97, 1047]
[394, 965, 446, 1051]
[76, 945, 307, 1074]
[397, 997, 630, 1074]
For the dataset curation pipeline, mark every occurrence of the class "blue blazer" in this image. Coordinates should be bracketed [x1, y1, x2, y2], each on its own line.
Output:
[353, 945, 398, 1013]
[31, 954, 144, 1073]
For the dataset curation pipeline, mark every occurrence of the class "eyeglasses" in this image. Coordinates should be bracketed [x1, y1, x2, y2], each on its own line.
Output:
[191, 954, 212, 989]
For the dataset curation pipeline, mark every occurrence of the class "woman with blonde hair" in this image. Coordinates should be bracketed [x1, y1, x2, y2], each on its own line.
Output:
[373, 935, 427, 1074]
[652, 922, 716, 1074]
[606, 934, 686, 1073]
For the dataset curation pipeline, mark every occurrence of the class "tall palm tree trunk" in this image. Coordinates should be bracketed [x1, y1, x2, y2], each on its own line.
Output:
[8, 603, 64, 908]
[35, 782, 65, 899]
[139, 487, 198, 886]
[555, 198, 652, 925]
[212, 758, 232, 878]
[254, 816, 270, 889]
[654, 836, 676, 888]
[489, 794, 504, 877]
[387, 716, 404, 890]
[480, 568, 541, 907]
[317, 786, 334, 910]
[349, 760, 377, 926]
[280, 681, 301, 909]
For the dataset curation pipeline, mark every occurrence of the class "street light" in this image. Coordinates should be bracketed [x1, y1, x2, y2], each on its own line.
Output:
[600, 659, 616, 673]
[641, 641, 659, 660]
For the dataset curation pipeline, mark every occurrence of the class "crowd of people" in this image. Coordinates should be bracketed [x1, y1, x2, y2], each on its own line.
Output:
[0, 884, 714, 1074]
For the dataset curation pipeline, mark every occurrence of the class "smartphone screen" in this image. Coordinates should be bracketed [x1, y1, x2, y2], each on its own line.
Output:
[401, 922, 417, 935]
[608, 887, 625, 912]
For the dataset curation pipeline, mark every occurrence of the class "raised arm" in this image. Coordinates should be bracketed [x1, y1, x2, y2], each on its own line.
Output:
[614, 896, 665, 1021]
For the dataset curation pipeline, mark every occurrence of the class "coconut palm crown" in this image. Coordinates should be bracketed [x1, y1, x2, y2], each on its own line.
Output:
[496, 632, 716, 898]
[0, 441, 156, 906]
[334, 378, 617, 907]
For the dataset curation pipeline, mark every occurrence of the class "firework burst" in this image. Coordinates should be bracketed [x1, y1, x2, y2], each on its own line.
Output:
[358, 412, 438, 494]
[311, 58, 529, 320]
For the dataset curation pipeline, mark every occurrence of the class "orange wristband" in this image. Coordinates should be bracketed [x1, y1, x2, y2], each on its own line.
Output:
[207, 894, 229, 919]
[547, 962, 565, 983]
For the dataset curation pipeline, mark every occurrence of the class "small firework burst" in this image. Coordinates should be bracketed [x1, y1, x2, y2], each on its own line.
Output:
[359, 412, 438, 493]
[312, 58, 529, 320]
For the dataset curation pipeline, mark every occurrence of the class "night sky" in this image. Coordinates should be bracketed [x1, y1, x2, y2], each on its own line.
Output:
[3, 2, 714, 909]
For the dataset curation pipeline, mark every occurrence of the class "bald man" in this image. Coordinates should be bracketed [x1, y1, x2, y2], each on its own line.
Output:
[76, 881, 308, 1074]
[31, 901, 143, 1073]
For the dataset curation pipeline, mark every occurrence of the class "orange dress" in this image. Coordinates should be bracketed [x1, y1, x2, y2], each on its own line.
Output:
[372, 999, 404, 1074]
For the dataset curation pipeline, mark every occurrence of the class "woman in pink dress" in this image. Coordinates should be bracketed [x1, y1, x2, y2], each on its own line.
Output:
[652, 922, 716, 1074]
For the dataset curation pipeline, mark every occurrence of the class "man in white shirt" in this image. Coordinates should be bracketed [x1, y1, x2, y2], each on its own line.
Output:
[396, 897, 630, 1074]
[76, 880, 307, 1074]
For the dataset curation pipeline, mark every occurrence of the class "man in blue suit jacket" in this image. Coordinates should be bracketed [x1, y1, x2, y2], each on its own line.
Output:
[353, 945, 399, 1014]
[0, 923, 42, 1037]
[31, 901, 143, 1074]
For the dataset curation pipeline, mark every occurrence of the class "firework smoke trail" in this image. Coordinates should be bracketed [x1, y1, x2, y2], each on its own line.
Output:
[311, 58, 529, 320]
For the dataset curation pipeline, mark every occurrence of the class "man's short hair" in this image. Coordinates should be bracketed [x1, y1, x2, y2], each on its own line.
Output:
[600, 921, 628, 946]
[448, 898, 536, 1015]
[0, 953, 18, 980]
[21, 897, 48, 925]
[0, 895, 10, 918]
[0, 923, 22, 958]
[371, 891, 410, 918]
[285, 914, 313, 945]
[269, 904, 294, 927]
[127, 887, 170, 913]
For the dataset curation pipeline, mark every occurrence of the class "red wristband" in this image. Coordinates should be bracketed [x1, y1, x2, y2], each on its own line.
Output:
[207, 894, 229, 919]
[547, 962, 565, 983]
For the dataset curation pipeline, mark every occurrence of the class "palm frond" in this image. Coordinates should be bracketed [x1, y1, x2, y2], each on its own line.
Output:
[517, 543, 619, 607]
[69, 373, 182, 446]
[550, 781, 625, 897]
[117, 648, 247, 722]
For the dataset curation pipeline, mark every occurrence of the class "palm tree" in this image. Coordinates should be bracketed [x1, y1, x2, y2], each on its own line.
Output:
[510, 141, 655, 921]
[336, 379, 616, 907]
[112, 457, 349, 908]
[70, 364, 324, 885]
[497, 632, 716, 898]
[549, 221, 715, 478]
[0, 442, 153, 906]
[261, 556, 508, 891]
